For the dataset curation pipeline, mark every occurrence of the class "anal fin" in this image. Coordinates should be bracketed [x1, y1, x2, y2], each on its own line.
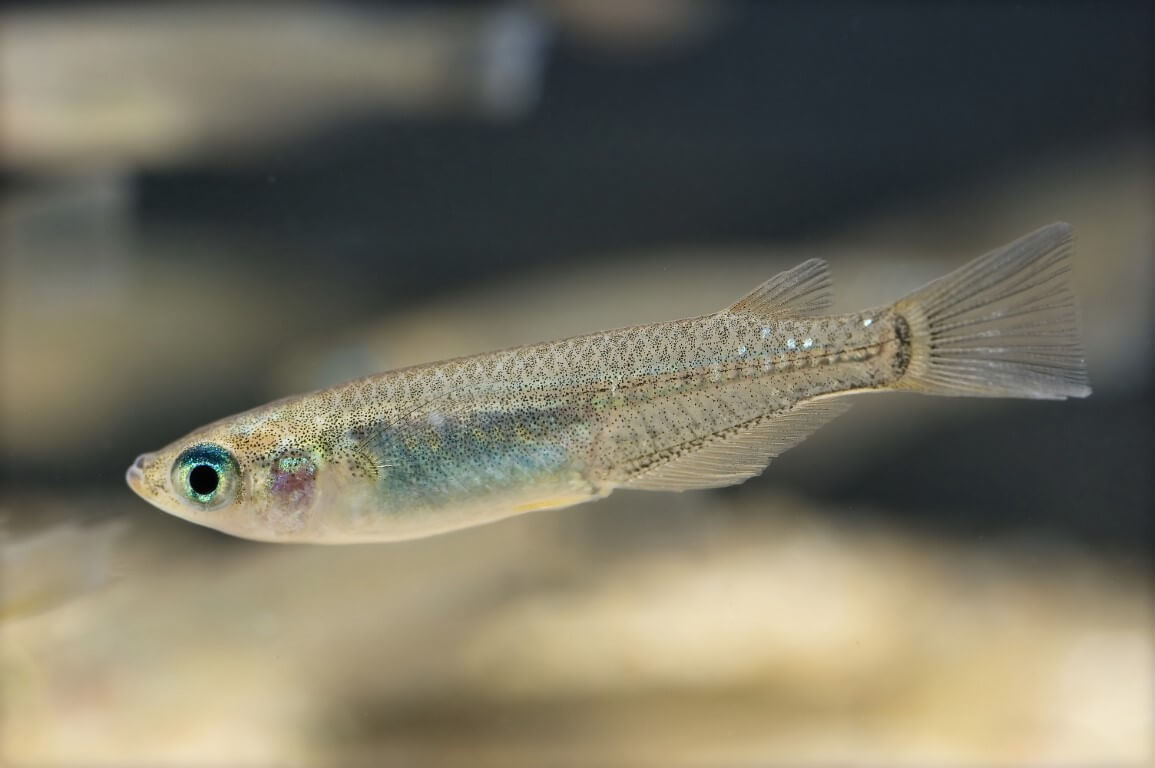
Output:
[624, 399, 850, 491]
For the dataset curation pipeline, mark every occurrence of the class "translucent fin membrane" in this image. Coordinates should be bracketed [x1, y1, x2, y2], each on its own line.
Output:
[894, 222, 1091, 400]
[625, 400, 849, 491]
[727, 258, 833, 318]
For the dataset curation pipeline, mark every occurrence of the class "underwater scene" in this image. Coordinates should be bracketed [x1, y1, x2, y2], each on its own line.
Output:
[2, 1, 1152, 765]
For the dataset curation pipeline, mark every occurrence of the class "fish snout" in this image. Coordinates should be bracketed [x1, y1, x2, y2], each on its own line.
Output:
[125, 452, 155, 494]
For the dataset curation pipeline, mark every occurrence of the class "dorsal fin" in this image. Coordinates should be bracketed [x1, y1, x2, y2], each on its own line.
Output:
[726, 258, 833, 317]
[624, 399, 849, 491]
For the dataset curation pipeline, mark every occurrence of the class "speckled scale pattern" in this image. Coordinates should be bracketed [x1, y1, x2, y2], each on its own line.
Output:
[302, 307, 902, 494]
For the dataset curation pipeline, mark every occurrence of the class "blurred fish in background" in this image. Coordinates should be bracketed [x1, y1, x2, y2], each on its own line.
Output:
[1, 2, 551, 168]
[0, 0, 1151, 765]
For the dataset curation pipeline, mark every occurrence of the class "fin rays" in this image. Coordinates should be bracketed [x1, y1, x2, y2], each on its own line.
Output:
[726, 258, 833, 318]
[894, 222, 1091, 400]
[624, 400, 849, 491]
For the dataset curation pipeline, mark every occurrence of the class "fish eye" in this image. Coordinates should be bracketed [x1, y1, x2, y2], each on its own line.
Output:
[172, 443, 240, 509]
[188, 464, 219, 496]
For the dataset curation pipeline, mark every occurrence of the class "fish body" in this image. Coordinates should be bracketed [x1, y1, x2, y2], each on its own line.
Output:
[127, 223, 1090, 543]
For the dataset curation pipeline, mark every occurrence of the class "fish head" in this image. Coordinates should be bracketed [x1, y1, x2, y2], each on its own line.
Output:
[125, 403, 338, 542]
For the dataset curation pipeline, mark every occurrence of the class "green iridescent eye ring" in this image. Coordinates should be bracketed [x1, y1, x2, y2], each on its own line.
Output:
[172, 443, 240, 509]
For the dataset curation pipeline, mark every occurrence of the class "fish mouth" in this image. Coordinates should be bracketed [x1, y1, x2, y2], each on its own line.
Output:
[125, 452, 153, 496]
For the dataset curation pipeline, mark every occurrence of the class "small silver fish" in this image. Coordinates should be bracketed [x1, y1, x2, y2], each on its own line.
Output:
[127, 223, 1090, 543]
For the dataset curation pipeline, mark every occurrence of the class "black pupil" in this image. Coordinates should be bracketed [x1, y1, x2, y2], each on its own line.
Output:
[188, 464, 220, 496]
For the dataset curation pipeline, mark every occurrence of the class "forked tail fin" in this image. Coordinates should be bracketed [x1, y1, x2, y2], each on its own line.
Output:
[893, 222, 1091, 400]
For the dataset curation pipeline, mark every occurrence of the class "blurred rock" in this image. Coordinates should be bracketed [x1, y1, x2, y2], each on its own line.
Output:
[0, 515, 128, 621]
[0, 491, 1148, 764]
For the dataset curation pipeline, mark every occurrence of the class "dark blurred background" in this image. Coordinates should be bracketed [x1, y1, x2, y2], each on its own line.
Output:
[1, 1, 1151, 764]
[141, 2, 1151, 267]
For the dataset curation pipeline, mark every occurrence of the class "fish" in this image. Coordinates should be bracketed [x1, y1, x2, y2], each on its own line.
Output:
[126, 222, 1090, 543]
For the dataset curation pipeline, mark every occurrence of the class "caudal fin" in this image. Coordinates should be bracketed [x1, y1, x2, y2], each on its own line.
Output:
[893, 222, 1091, 400]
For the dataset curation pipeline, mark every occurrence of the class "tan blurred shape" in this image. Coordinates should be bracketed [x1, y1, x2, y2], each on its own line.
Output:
[0, 3, 548, 170]
[0, 517, 128, 621]
[536, 0, 723, 49]
[1, 492, 1149, 764]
